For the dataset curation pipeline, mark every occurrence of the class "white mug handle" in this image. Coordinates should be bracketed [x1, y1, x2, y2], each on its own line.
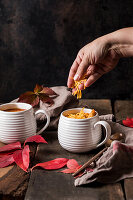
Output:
[94, 121, 111, 148]
[35, 110, 50, 135]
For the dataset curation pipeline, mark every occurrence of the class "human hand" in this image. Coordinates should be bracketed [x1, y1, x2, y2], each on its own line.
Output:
[67, 36, 120, 90]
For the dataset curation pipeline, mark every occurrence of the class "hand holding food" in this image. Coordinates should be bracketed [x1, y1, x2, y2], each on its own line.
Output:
[67, 27, 133, 91]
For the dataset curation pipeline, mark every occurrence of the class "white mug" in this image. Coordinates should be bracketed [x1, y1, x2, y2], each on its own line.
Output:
[58, 108, 111, 153]
[0, 103, 50, 144]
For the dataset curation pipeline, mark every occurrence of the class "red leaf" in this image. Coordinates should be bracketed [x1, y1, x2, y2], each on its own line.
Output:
[0, 142, 21, 153]
[131, 118, 133, 122]
[0, 152, 15, 157]
[24, 135, 47, 146]
[32, 158, 69, 170]
[67, 159, 80, 169]
[40, 87, 57, 96]
[0, 154, 14, 168]
[61, 165, 82, 174]
[61, 165, 83, 178]
[22, 145, 30, 170]
[86, 168, 94, 172]
[123, 117, 133, 128]
[34, 84, 43, 93]
[18, 92, 40, 107]
[60, 159, 82, 176]
[13, 145, 30, 172]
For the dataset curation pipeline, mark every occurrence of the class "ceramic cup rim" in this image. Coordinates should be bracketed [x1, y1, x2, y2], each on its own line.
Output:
[61, 108, 98, 121]
[0, 102, 32, 114]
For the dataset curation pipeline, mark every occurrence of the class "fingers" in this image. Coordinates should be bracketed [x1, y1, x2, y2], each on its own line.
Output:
[67, 60, 78, 88]
[72, 87, 77, 94]
[85, 73, 102, 88]
[67, 52, 83, 88]
[73, 55, 90, 81]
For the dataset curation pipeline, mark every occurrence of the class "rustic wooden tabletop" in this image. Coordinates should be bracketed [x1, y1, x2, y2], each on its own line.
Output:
[0, 99, 133, 200]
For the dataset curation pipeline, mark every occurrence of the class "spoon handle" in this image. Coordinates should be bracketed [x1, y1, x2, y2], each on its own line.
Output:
[72, 147, 108, 177]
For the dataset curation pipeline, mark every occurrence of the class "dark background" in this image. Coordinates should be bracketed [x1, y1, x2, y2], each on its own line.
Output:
[0, 0, 133, 102]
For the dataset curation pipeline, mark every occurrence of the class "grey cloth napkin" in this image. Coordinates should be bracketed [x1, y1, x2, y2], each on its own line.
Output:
[75, 120, 133, 186]
[12, 86, 78, 130]
[36, 86, 78, 129]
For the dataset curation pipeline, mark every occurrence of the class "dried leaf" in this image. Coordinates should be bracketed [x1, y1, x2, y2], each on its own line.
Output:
[18, 84, 57, 107]
[40, 87, 57, 96]
[0, 142, 21, 153]
[32, 158, 69, 170]
[34, 84, 43, 93]
[24, 135, 47, 146]
[39, 93, 54, 105]
[0, 154, 14, 168]
[18, 91, 40, 107]
[13, 145, 30, 172]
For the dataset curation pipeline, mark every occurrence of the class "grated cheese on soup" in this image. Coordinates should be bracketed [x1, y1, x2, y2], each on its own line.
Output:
[66, 108, 96, 119]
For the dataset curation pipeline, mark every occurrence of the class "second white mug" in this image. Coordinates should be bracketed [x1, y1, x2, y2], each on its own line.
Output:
[58, 108, 111, 153]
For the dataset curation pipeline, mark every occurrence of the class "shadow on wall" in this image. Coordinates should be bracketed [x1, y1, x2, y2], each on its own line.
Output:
[0, 0, 133, 102]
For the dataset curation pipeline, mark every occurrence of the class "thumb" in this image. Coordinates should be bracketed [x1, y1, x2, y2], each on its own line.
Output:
[74, 56, 90, 81]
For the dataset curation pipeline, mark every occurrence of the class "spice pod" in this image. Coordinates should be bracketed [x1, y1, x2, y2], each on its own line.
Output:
[105, 132, 125, 147]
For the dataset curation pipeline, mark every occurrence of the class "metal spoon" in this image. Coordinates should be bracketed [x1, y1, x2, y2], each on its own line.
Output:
[72, 132, 125, 177]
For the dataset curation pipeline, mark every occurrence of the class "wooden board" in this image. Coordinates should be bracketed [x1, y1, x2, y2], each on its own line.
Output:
[0, 144, 37, 198]
[25, 131, 124, 200]
[0, 165, 29, 197]
[79, 99, 112, 115]
[114, 100, 133, 200]
[25, 99, 124, 200]
[114, 100, 133, 120]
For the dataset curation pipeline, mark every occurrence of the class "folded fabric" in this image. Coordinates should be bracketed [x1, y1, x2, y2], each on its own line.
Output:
[12, 86, 78, 130]
[99, 114, 115, 121]
[75, 121, 133, 186]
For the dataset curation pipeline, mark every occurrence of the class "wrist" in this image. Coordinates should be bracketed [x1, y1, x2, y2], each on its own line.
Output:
[103, 29, 133, 58]
[102, 33, 123, 58]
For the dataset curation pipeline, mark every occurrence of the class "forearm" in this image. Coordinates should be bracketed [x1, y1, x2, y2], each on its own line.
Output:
[105, 27, 133, 57]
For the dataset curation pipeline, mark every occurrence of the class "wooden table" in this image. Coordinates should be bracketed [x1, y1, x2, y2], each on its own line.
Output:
[0, 99, 133, 200]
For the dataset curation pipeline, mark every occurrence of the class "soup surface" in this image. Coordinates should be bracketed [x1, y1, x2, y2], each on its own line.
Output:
[66, 108, 96, 119]
[2, 108, 26, 112]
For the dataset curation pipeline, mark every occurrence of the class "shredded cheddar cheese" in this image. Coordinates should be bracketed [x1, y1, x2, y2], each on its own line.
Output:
[72, 79, 87, 99]
[66, 108, 96, 119]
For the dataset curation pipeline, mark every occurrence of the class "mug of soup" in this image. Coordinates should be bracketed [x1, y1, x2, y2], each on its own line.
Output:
[58, 108, 111, 153]
[0, 103, 50, 144]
